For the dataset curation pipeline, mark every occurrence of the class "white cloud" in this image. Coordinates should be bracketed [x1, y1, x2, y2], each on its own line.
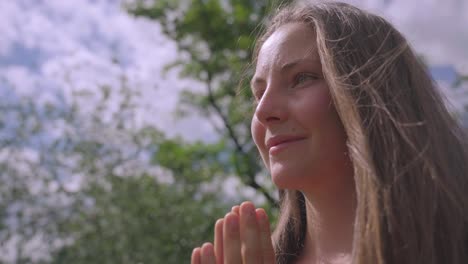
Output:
[0, 0, 216, 142]
[2, 0, 466, 143]
[0, 0, 467, 262]
[349, 0, 468, 72]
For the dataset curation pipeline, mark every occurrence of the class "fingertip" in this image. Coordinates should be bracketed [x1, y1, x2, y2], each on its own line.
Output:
[256, 208, 272, 233]
[256, 208, 268, 221]
[224, 212, 240, 234]
[231, 205, 240, 215]
[215, 218, 224, 227]
[240, 201, 255, 213]
[225, 212, 239, 222]
[200, 243, 216, 264]
[201, 242, 214, 255]
[240, 203, 257, 223]
[214, 218, 224, 240]
[254, 209, 275, 264]
[240, 200, 255, 208]
[215, 218, 224, 237]
[191, 247, 201, 264]
[214, 219, 224, 263]
[192, 247, 201, 255]
[222, 214, 242, 264]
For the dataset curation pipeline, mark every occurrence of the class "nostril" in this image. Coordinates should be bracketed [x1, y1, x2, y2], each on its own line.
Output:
[265, 116, 281, 122]
[255, 100, 286, 124]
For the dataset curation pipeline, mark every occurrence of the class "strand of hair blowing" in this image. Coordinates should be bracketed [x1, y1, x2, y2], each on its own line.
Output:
[316, 4, 468, 263]
[254, 2, 468, 264]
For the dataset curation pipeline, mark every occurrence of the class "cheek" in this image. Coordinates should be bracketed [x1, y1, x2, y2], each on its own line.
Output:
[251, 117, 269, 163]
[312, 85, 332, 110]
[298, 89, 347, 160]
[296, 86, 333, 125]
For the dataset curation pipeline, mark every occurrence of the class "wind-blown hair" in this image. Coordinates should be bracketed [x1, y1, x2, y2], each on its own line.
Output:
[251, 2, 468, 263]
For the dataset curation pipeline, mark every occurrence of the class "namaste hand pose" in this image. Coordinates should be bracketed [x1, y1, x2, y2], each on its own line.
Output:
[191, 1, 468, 264]
[191, 202, 275, 264]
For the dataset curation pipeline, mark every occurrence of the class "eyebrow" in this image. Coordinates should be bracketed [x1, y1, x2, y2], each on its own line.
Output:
[250, 58, 321, 91]
[280, 58, 321, 71]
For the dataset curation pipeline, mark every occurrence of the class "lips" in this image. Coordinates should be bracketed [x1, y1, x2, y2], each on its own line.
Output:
[266, 135, 307, 150]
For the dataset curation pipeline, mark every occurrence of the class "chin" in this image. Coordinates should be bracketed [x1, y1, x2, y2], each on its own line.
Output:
[270, 169, 304, 190]
[271, 173, 285, 189]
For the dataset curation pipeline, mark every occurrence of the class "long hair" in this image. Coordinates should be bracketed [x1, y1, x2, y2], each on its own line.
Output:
[251, 2, 468, 263]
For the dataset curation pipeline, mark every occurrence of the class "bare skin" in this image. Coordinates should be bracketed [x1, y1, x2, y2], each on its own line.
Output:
[192, 22, 355, 264]
[191, 201, 276, 264]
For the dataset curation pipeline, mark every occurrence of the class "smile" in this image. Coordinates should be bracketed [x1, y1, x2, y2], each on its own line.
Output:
[266, 136, 307, 155]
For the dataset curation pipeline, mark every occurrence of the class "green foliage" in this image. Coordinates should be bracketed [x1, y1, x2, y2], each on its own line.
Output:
[0, 75, 171, 263]
[155, 138, 231, 186]
[454, 73, 468, 88]
[1, 1, 289, 263]
[127, 0, 288, 206]
[52, 174, 228, 264]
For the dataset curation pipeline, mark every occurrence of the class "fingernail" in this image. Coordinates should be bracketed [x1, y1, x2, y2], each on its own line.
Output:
[241, 202, 255, 216]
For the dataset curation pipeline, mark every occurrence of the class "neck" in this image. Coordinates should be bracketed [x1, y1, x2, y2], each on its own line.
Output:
[299, 173, 356, 263]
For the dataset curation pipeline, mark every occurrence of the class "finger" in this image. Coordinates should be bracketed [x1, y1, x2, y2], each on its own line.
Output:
[223, 212, 242, 264]
[214, 218, 224, 264]
[240, 201, 262, 264]
[200, 243, 216, 264]
[191, 247, 201, 264]
[256, 208, 276, 264]
[231, 205, 240, 215]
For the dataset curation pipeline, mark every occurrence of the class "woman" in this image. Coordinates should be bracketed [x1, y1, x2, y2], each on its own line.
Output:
[192, 1, 468, 263]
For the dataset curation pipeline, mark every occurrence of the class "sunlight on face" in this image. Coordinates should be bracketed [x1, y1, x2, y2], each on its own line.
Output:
[251, 23, 351, 193]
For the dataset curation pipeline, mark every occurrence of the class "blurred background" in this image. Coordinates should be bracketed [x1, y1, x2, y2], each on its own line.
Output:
[0, 0, 467, 263]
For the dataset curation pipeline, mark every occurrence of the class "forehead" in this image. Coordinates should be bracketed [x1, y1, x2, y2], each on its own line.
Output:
[256, 23, 318, 73]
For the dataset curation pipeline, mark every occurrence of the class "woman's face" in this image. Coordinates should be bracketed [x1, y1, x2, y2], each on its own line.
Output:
[251, 23, 351, 192]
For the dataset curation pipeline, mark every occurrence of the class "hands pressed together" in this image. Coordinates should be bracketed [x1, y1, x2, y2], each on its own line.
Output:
[191, 201, 276, 264]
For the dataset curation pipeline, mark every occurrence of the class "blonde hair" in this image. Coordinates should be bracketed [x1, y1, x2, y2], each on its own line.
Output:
[252, 2, 468, 263]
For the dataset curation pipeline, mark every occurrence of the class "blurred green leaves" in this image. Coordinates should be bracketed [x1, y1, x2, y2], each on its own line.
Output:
[1, 1, 288, 263]
[128, 0, 286, 206]
[52, 174, 227, 264]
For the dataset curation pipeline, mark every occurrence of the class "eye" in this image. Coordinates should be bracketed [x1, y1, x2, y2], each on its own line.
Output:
[293, 73, 319, 87]
[253, 88, 265, 102]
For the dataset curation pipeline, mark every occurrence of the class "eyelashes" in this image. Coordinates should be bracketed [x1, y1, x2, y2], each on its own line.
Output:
[292, 73, 319, 87]
[252, 72, 319, 104]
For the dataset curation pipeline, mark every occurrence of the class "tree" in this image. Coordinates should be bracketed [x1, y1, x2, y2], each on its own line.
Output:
[454, 72, 468, 88]
[51, 173, 228, 264]
[126, 0, 289, 207]
[51, 129, 263, 263]
[1, 1, 287, 262]
[0, 73, 160, 262]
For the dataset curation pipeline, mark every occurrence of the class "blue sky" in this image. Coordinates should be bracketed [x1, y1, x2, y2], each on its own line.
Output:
[1, 0, 467, 142]
[0, 0, 216, 143]
[0, 0, 467, 261]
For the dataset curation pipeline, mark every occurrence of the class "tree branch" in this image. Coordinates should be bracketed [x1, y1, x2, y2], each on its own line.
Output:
[204, 69, 277, 206]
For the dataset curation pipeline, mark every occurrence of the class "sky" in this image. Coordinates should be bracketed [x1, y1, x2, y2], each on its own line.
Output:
[1, 0, 467, 143]
[0, 0, 467, 261]
[0, 0, 215, 143]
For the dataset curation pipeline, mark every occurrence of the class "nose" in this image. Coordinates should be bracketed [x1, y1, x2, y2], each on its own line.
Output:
[254, 85, 287, 126]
